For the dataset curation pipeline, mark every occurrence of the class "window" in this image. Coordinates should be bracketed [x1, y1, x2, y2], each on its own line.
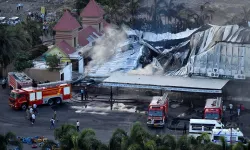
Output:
[148, 110, 163, 117]
[191, 124, 203, 130]
[63, 87, 70, 95]
[203, 124, 215, 131]
[213, 136, 221, 141]
[204, 113, 220, 120]
[29, 93, 35, 101]
[36, 92, 42, 100]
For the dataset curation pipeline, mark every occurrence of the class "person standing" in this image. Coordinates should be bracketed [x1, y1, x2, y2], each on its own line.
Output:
[50, 117, 55, 129]
[223, 105, 226, 112]
[53, 110, 58, 122]
[84, 87, 88, 101]
[80, 89, 84, 101]
[26, 108, 30, 120]
[229, 103, 233, 114]
[33, 103, 38, 114]
[237, 105, 241, 116]
[76, 120, 80, 132]
[183, 123, 187, 134]
[31, 113, 35, 124]
[29, 107, 33, 121]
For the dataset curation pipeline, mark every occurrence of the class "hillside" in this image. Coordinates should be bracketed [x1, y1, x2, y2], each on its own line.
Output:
[0, 0, 249, 26]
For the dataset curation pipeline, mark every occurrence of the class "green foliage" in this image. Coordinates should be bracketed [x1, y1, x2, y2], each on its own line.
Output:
[0, 24, 32, 67]
[19, 20, 42, 46]
[14, 52, 34, 71]
[0, 132, 23, 150]
[41, 140, 58, 150]
[45, 55, 60, 71]
[75, 0, 107, 15]
[29, 45, 48, 60]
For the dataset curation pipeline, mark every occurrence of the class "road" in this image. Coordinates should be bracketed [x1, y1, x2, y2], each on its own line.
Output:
[0, 88, 184, 149]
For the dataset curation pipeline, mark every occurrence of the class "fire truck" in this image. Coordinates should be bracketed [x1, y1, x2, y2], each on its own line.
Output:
[8, 72, 33, 89]
[147, 93, 169, 127]
[9, 81, 72, 110]
[203, 97, 223, 120]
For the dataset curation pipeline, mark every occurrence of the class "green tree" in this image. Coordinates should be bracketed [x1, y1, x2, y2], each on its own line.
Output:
[75, 0, 108, 15]
[19, 20, 42, 46]
[109, 122, 156, 150]
[0, 24, 31, 68]
[0, 132, 23, 150]
[41, 140, 58, 150]
[14, 52, 34, 71]
[45, 55, 60, 71]
[54, 124, 106, 150]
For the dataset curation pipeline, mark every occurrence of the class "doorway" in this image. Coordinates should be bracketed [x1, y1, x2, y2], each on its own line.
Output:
[61, 73, 64, 81]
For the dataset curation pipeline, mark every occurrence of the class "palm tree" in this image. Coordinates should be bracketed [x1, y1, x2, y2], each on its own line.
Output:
[41, 140, 58, 150]
[0, 132, 23, 150]
[109, 122, 157, 150]
[55, 124, 105, 150]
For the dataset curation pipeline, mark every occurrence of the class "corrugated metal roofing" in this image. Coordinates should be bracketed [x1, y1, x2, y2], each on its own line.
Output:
[103, 73, 229, 90]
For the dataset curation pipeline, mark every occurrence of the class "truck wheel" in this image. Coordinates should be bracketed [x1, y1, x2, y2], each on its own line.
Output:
[56, 98, 62, 105]
[21, 103, 27, 110]
[48, 99, 54, 106]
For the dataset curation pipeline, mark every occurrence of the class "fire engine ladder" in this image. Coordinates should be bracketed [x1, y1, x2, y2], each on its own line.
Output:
[37, 80, 71, 88]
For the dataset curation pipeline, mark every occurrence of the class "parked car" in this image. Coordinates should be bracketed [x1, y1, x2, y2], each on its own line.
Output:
[0, 17, 7, 24]
[8, 17, 21, 26]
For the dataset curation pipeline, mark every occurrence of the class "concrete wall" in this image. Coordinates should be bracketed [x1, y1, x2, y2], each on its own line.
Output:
[60, 63, 72, 81]
[78, 58, 84, 74]
[55, 29, 79, 47]
[24, 68, 60, 82]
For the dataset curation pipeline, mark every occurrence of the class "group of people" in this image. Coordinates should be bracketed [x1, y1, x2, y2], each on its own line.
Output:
[26, 104, 38, 125]
[16, 3, 24, 11]
[80, 87, 88, 101]
[223, 103, 244, 116]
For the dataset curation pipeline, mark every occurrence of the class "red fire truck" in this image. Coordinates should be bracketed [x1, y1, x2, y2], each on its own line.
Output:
[203, 97, 223, 120]
[8, 72, 33, 89]
[9, 81, 72, 110]
[147, 93, 169, 127]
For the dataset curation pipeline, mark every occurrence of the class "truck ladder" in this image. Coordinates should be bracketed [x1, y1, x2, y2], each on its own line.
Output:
[37, 80, 71, 88]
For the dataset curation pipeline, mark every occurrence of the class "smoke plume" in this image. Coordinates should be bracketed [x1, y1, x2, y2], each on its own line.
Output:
[128, 63, 164, 75]
[85, 25, 128, 73]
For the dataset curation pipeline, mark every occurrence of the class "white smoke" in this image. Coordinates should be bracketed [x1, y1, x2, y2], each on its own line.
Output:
[128, 63, 164, 75]
[85, 25, 128, 73]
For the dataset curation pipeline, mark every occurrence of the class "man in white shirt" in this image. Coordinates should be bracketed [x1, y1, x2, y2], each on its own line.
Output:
[29, 107, 33, 113]
[76, 121, 80, 132]
[31, 113, 35, 124]
[33, 104, 38, 114]
[50, 117, 55, 129]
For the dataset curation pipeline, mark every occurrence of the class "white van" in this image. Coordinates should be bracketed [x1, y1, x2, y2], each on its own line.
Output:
[211, 128, 246, 144]
[189, 119, 224, 138]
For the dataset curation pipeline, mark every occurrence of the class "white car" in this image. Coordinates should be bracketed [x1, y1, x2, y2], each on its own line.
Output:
[0, 17, 7, 24]
[8, 17, 21, 26]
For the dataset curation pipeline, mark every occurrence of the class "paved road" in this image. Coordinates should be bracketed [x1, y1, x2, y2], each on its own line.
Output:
[0, 88, 184, 149]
